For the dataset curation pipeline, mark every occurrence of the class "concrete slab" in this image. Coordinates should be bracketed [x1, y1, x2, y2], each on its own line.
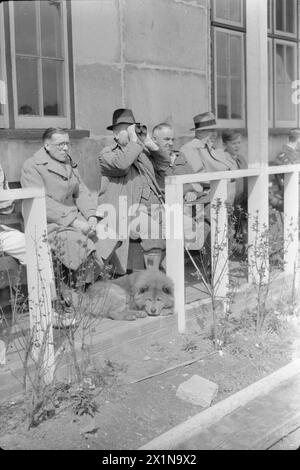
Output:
[176, 374, 218, 407]
[140, 361, 300, 450]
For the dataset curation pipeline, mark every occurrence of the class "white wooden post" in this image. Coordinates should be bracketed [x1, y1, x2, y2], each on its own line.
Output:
[210, 179, 229, 299]
[165, 178, 185, 333]
[284, 171, 299, 274]
[22, 192, 55, 384]
[246, 0, 269, 284]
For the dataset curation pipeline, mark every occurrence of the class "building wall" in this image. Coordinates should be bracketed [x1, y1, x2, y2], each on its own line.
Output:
[70, 0, 289, 189]
[0, 0, 290, 190]
[71, 0, 210, 140]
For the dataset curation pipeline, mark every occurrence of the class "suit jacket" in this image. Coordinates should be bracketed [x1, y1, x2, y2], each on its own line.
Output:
[151, 149, 193, 190]
[180, 138, 237, 173]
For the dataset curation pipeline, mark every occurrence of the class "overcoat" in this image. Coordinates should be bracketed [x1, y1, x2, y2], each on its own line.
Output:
[21, 147, 103, 270]
[97, 141, 166, 273]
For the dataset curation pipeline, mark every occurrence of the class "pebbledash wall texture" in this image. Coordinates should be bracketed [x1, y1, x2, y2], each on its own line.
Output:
[71, 0, 210, 138]
[70, 0, 211, 191]
[0, 0, 290, 192]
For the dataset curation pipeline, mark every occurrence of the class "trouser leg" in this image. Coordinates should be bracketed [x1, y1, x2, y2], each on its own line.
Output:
[0, 229, 26, 265]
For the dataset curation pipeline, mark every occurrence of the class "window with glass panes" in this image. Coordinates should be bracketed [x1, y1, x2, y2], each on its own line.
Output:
[212, 0, 246, 128]
[268, 0, 299, 128]
[0, 0, 71, 129]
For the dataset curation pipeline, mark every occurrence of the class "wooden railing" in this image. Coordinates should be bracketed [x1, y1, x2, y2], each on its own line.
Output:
[1, 164, 299, 373]
[0, 188, 54, 382]
[165, 165, 300, 334]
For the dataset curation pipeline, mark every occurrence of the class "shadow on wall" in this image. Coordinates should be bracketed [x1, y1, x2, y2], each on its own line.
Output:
[73, 137, 113, 193]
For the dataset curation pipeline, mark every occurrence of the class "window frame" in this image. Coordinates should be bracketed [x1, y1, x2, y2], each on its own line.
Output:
[212, 0, 245, 28]
[268, 0, 272, 33]
[9, 0, 71, 129]
[213, 26, 246, 129]
[273, 38, 298, 128]
[268, 38, 274, 128]
[0, 3, 8, 128]
[273, 0, 298, 39]
[268, 0, 300, 129]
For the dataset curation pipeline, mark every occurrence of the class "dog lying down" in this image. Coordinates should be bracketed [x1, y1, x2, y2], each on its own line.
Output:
[81, 270, 174, 321]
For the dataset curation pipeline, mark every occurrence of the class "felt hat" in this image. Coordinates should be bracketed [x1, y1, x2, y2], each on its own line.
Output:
[107, 108, 136, 130]
[190, 111, 217, 131]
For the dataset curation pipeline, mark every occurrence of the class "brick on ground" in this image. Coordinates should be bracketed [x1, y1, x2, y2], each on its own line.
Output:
[176, 374, 218, 408]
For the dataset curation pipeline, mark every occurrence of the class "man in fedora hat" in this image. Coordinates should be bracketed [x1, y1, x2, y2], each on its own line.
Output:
[97, 108, 169, 274]
[180, 112, 235, 173]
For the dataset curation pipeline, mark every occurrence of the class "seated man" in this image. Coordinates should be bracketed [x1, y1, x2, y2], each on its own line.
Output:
[21, 127, 110, 293]
[180, 112, 237, 172]
[0, 162, 26, 265]
[151, 122, 202, 195]
[96, 108, 167, 274]
[151, 122, 208, 250]
[221, 129, 248, 256]
[220, 129, 248, 207]
[180, 113, 246, 275]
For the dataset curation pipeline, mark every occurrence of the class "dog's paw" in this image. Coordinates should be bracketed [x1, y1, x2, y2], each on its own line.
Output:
[160, 308, 173, 316]
[107, 309, 137, 321]
[123, 313, 137, 321]
[135, 310, 148, 318]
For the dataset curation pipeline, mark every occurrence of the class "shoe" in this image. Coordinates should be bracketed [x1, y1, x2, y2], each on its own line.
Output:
[52, 310, 78, 329]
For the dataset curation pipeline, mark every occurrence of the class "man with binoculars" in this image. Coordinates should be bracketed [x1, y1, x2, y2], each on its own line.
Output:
[97, 108, 170, 274]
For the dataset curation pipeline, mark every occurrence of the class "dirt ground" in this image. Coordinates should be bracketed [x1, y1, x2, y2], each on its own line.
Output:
[0, 311, 300, 450]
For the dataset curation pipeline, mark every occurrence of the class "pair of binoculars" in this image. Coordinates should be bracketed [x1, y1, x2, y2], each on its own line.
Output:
[135, 123, 147, 135]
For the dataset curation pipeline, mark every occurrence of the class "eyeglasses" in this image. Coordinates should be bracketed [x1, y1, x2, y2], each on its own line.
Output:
[50, 142, 71, 150]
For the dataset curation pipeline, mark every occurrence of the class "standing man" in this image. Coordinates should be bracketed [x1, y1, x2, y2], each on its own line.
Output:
[21, 127, 110, 292]
[97, 109, 167, 274]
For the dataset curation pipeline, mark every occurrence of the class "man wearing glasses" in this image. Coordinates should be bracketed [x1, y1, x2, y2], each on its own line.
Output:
[21, 127, 110, 305]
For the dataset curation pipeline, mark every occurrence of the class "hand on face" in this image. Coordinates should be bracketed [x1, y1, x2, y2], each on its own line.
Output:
[127, 124, 138, 143]
[72, 218, 90, 235]
[113, 124, 131, 147]
[144, 132, 159, 151]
